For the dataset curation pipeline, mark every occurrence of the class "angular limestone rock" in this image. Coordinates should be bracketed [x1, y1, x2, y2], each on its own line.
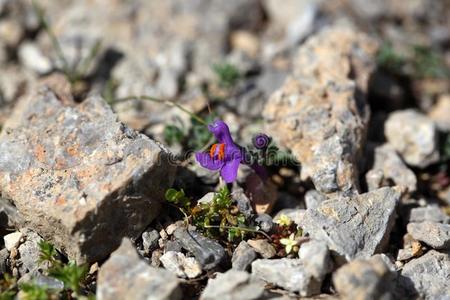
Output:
[384, 109, 439, 168]
[263, 25, 378, 194]
[407, 222, 450, 250]
[251, 258, 321, 296]
[333, 254, 396, 299]
[366, 144, 417, 192]
[400, 250, 450, 299]
[301, 187, 401, 262]
[0, 88, 175, 263]
[97, 239, 181, 300]
[201, 270, 264, 300]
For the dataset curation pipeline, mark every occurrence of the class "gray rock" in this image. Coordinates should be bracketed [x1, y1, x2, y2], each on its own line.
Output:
[0, 248, 8, 274]
[247, 239, 276, 259]
[409, 206, 450, 224]
[301, 187, 401, 262]
[232, 188, 254, 218]
[164, 240, 182, 253]
[298, 240, 332, 281]
[18, 42, 52, 74]
[0, 88, 175, 263]
[407, 222, 450, 250]
[3, 231, 22, 251]
[201, 270, 265, 300]
[17, 230, 43, 275]
[366, 144, 417, 192]
[255, 214, 273, 233]
[263, 25, 378, 194]
[385, 109, 439, 168]
[232, 241, 257, 271]
[173, 228, 225, 270]
[97, 238, 181, 300]
[333, 254, 396, 300]
[251, 258, 321, 296]
[159, 251, 202, 279]
[400, 250, 450, 299]
[142, 229, 160, 253]
[304, 190, 326, 210]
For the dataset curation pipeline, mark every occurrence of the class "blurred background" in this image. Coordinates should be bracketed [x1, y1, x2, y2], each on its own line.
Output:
[0, 0, 449, 183]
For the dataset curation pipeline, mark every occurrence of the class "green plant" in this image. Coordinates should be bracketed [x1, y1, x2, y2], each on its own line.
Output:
[213, 63, 241, 88]
[163, 125, 185, 146]
[165, 188, 191, 212]
[166, 186, 262, 242]
[19, 283, 51, 300]
[377, 43, 405, 74]
[412, 45, 449, 79]
[0, 274, 17, 300]
[32, 1, 101, 85]
[440, 133, 450, 162]
[38, 240, 57, 265]
[37, 241, 91, 299]
[187, 115, 216, 150]
[48, 262, 88, 296]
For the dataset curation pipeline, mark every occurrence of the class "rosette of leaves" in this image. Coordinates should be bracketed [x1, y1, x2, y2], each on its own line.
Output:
[165, 187, 253, 243]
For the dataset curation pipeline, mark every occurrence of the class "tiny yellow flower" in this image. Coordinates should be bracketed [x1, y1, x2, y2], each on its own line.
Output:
[275, 214, 292, 227]
[280, 233, 298, 254]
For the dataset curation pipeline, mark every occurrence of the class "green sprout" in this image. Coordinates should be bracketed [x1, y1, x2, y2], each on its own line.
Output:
[37, 241, 91, 298]
[163, 125, 185, 146]
[48, 262, 88, 296]
[165, 186, 268, 243]
[412, 45, 449, 79]
[19, 283, 51, 300]
[213, 63, 241, 88]
[377, 43, 405, 74]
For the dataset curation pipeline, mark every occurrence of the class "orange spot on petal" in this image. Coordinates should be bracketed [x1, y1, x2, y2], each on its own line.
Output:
[210, 144, 218, 158]
[218, 144, 225, 160]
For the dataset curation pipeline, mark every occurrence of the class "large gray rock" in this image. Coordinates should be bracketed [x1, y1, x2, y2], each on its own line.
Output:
[400, 250, 450, 299]
[407, 222, 450, 250]
[97, 238, 181, 300]
[0, 88, 175, 263]
[365, 144, 417, 193]
[301, 187, 401, 262]
[201, 270, 265, 300]
[251, 258, 321, 296]
[333, 254, 396, 300]
[384, 109, 439, 168]
[263, 25, 378, 194]
[173, 227, 225, 270]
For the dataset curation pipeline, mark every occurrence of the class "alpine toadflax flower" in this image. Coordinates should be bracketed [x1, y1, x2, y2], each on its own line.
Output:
[195, 120, 243, 183]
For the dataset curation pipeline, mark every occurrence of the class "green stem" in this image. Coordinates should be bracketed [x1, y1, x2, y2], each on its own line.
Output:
[114, 95, 208, 126]
[32, 1, 71, 80]
[203, 225, 272, 241]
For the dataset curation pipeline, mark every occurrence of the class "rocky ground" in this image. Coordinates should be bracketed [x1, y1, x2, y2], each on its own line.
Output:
[0, 0, 450, 299]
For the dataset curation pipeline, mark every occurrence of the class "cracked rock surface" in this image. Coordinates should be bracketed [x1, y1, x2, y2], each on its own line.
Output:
[0, 87, 175, 263]
[263, 25, 378, 194]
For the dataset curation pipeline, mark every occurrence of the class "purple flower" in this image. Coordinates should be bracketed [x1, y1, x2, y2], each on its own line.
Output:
[195, 120, 243, 183]
[252, 133, 271, 150]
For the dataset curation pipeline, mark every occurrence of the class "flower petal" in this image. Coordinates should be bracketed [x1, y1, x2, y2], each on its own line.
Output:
[208, 120, 234, 145]
[220, 158, 240, 183]
[195, 152, 224, 170]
